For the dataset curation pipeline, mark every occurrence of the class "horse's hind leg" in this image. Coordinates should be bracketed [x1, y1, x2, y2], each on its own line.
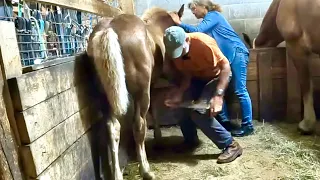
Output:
[106, 117, 123, 180]
[133, 89, 155, 180]
[287, 43, 316, 134]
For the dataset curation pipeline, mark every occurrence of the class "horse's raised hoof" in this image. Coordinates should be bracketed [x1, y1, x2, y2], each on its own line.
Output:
[142, 171, 156, 180]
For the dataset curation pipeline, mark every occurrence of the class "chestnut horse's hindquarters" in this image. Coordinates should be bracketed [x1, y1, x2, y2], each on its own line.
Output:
[91, 28, 129, 116]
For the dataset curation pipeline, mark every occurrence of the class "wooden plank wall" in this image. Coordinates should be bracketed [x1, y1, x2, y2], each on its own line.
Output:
[0, 21, 24, 180]
[7, 54, 127, 179]
[148, 47, 288, 126]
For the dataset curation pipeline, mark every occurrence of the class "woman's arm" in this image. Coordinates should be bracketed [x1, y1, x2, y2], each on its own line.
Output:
[179, 13, 219, 33]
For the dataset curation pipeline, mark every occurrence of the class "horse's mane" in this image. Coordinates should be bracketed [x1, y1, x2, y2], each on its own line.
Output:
[141, 7, 169, 23]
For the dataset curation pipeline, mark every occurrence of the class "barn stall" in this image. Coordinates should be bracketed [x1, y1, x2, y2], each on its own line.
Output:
[0, 0, 320, 180]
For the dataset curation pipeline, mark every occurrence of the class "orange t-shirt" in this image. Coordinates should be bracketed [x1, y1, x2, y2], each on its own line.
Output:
[173, 32, 227, 80]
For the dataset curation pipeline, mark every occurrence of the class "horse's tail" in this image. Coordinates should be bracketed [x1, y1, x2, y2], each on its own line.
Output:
[242, 33, 253, 49]
[91, 28, 129, 116]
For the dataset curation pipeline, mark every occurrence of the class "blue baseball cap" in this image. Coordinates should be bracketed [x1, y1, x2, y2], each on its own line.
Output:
[163, 26, 187, 58]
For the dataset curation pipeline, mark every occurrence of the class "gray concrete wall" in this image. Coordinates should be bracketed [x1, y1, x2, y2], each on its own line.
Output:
[134, 0, 273, 43]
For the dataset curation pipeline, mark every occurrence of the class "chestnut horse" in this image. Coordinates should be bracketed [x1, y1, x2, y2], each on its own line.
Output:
[86, 5, 185, 180]
[245, 0, 320, 134]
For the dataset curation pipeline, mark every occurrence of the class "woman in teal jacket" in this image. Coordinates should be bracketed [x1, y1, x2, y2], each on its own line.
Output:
[170, 0, 254, 137]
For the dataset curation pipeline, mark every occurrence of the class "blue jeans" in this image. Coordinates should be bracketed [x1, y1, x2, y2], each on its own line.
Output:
[217, 47, 253, 127]
[176, 78, 233, 149]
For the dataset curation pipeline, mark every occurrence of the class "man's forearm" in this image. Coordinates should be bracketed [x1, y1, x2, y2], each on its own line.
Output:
[179, 74, 191, 92]
[216, 60, 231, 95]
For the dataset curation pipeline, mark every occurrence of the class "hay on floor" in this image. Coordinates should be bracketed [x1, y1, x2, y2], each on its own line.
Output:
[123, 120, 320, 180]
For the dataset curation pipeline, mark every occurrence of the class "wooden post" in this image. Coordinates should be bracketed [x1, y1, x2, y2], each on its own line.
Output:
[0, 21, 24, 180]
[286, 51, 302, 122]
[257, 51, 273, 122]
[0, 69, 14, 180]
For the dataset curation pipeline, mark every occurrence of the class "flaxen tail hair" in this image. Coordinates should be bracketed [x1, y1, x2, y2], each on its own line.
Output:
[91, 28, 129, 116]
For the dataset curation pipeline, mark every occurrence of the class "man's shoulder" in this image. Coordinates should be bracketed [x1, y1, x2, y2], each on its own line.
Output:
[188, 32, 218, 46]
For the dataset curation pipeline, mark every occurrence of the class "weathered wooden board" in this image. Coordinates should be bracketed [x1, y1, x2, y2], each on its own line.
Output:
[247, 62, 257, 81]
[8, 55, 90, 111]
[0, 21, 22, 79]
[258, 51, 273, 122]
[273, 79, 287, 103]
[0, 144, 13, 180]
[15, 82, 92, 144]
[70, 159, 95, 180]
[286, 51, 302, 122]
[32, 131, 97, 180]
[0, 53, 23, 180]
[28, 0, 123, 17]
[312, 77, 320, 119]
[310, 54, 320, 77]
[20, 105, 101, 178]
[22, 56, 75, 73]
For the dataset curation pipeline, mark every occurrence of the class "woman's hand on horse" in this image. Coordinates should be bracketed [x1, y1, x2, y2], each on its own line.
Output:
[169, 13, 182, 25]
[164, 87, 184, 108]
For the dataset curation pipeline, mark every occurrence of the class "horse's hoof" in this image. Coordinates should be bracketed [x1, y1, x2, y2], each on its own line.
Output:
[143, 171, 156, 180]
[297, 126, 314, 135]
[298, 120, 315, 135]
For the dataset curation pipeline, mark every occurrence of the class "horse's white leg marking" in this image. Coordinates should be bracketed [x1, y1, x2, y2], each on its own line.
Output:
[133, 94, 155, 180]
[107, 118, 123, 180]
[299, 79, 317, 132]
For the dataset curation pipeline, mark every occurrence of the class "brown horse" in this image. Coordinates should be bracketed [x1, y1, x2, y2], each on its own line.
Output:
[86, 5, 185, 180]
[246, 0, 320, 134]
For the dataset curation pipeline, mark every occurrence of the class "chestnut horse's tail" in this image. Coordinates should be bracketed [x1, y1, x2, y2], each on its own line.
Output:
[91, 28, 129, 116]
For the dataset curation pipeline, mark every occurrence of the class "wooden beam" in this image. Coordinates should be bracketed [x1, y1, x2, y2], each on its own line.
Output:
[257, 51, 273, 122]
[0, 21, 24, 180]
[22, 56, 75, 73]
[0, 135, 13, 180]
[286, 51, 302, 122]
[27, 0, 123, 17]
[0, 21, 22, 80]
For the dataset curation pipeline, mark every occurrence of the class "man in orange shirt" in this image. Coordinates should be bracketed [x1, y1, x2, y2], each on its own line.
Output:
[163, 26, 242, 164]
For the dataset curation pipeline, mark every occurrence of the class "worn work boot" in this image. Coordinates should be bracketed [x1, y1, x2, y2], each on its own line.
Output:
[231, 124, 254, 137]
[217, 140, 243, 164]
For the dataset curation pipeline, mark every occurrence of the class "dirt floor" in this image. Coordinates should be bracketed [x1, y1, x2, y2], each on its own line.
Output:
[123, 120, 320, 180]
